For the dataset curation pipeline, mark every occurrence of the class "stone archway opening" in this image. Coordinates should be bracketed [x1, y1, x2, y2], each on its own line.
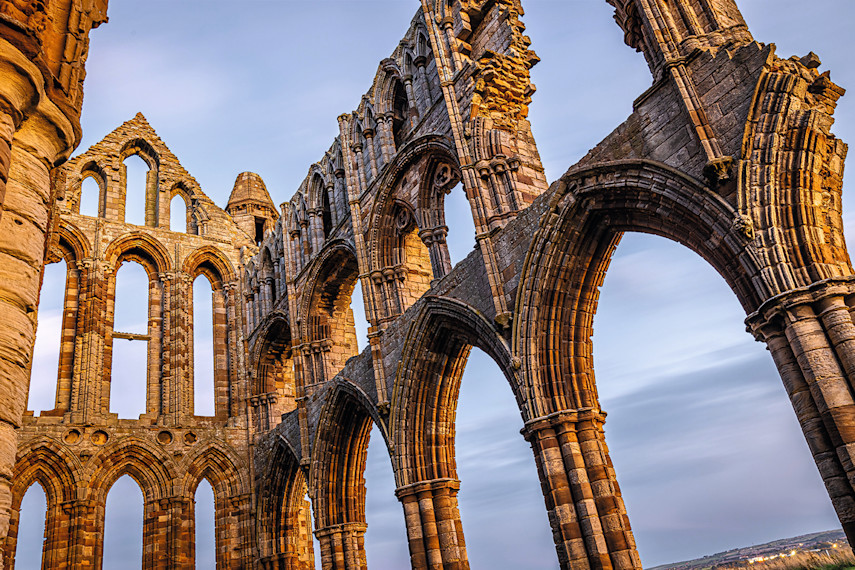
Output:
[592, 233, 840, 566]
[103, 474, 144, 568]
[14, 481, 47, 569]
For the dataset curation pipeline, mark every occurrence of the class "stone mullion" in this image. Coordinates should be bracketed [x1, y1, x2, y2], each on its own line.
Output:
[69, 260, 94, 419]
[147, 275, 164, 418]
[224, 493, 254, 569]
[416, 63, 434, 107]
[420, 227, 452, 282]
[574, 417, 641, 570]
[395, 479, 468, 570]
[224, 282, 243, 420]
[351, 144, 367, 195]
[308, 212, 323, 254]
[55, 263, 79, 412]
[170, 273, 190, 420]
[375, 115, 395, 160]
[362, 133, 378, 180]
[763, 329, 855, 541]
[212, 287, 229, 418]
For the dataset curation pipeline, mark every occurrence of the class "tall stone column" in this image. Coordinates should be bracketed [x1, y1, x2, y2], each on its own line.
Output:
[0, 142, 56, 550]
[522, 411, 640, 570]
[395, 478, 468, 570]
[747, 281, 855, 544]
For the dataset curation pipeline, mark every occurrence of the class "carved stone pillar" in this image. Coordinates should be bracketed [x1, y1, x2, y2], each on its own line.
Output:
[351, 143, 367, 194]
[419, 226, 452, 282]
[63, 498, 97, 569]
[362, 130, 378, 180]
[314, 523, 367, 570]
[395, 478, 468, 570]
[522, 410, 640, 570]
[747, 280, 855, 544]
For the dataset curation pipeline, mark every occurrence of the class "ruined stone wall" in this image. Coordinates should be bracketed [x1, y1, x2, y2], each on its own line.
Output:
[2, 0, 855, 568]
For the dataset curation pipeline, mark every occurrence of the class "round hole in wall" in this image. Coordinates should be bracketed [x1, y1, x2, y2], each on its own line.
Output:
[90, 430, 109, 446]
[184, 431, 197, 445]
[63, 429, 81, 445]
[156, 430, 173, 445]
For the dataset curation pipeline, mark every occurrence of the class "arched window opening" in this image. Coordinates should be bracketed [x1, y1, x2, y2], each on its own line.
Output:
[455, 347, 556, 567]
[123, 154, 149, 226]
[364, 425, 410, 568]
[193, 275, 215, 417]
[195, 479, 215, 569]
[15, 482, 47, 569]
[29, 259, 67, 416]
[391, 80, 410, 149]
[255, 217, 266, 245]
[348, 279, 369, 353]
[79, 176, 101, 217]
[170, 193, 188, 233]
[592, 233, 839, 565]
[110, 261, 149, 419]
[322, 186, 333, 237]
[443, 182, 475, 267]
[103, 475, 143, 568]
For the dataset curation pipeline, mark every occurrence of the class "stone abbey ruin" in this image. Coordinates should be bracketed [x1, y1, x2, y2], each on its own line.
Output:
[0, 0, 852, 568]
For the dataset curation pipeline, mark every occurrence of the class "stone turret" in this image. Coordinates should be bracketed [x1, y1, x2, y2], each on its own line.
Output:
[226, 171, 279, 245]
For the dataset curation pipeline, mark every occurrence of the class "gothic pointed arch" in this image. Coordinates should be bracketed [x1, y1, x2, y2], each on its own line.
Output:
[88, 437, 175, 503]
[104, 232, 172, 277]
[514, 160, 762, 421]
[254, 434, 314, 568]
[183, 245, 235, 288]
[390, 295, 516, 487]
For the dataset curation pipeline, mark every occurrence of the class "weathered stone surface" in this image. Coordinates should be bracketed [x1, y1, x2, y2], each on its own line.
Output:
[1, 0, 855, 569]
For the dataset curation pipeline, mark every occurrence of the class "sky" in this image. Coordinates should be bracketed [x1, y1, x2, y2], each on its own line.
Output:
[18, 0, 855, 569]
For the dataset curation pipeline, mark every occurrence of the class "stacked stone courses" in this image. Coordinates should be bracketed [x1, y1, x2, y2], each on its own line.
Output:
[1, 0, 855, 569]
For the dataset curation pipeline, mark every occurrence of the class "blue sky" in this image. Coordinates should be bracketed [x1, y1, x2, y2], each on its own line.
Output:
[20, 1, 855, 568]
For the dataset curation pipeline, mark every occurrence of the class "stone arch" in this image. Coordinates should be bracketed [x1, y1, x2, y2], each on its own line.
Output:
[183, 245, 235, 289]
[514, 160, 762, 421]
[119, 137, 160, 170]
[88, 437, 175, 503]
[73, 160, 108, 216]
[308, 379, 383, 566]
[53, 222, 91, 263]
[119, 137, 160, 227]
[167, 181, 192, 232]
[255, 436, 314, 568]
[299, 240, 360, 386]
[366, 136, 458, 319]
[7, 439, 80, 569]
[182, 441, 251, 568]
[250, 312, 296, 432]
[104, 232, 172, 277]
[387, 295, 514, 568]
[511, 159, 763, 568]
[390, 295, 516, 486]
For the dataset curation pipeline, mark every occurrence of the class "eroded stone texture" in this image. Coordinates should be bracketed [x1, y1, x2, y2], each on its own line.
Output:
[4, 0, 855, 569]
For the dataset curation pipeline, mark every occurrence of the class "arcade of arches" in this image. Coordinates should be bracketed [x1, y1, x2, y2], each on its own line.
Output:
[0, 0, 853, 568]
